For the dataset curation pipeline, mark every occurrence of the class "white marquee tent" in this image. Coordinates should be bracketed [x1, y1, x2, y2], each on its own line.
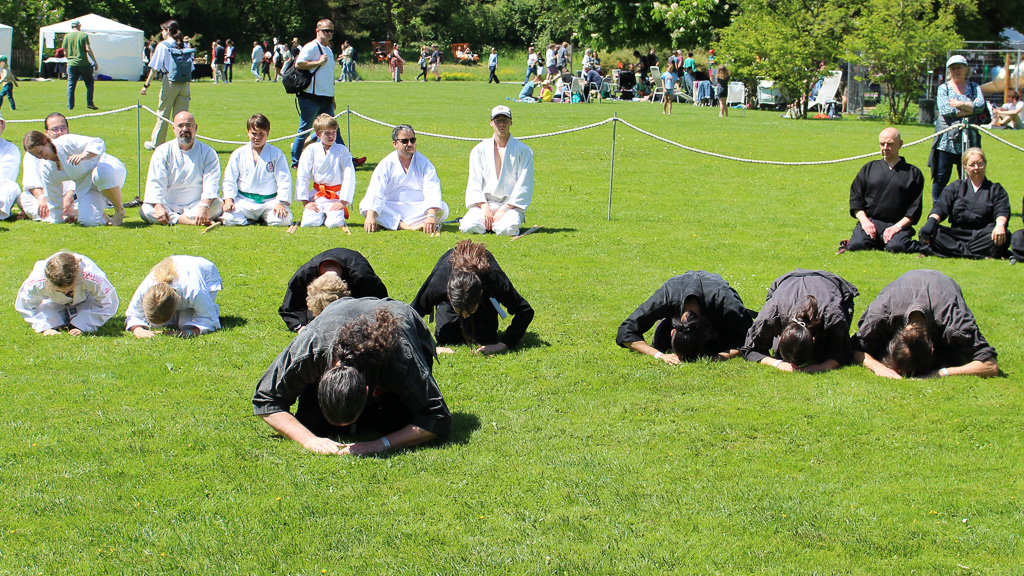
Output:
[0, 23, 12, 62]
[38, 14, 143, 80]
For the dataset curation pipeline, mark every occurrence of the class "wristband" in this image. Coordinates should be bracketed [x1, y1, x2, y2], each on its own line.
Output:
[774, 359, 784, 368]
[939, 367, 950, 377]
[654, 352, 663, 359]
[380, 436, 392, 450]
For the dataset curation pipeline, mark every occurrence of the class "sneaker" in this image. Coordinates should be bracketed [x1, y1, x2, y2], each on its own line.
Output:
[1010, 257, 1017, 265]
[353, 157, 367, 168]
[836, 239, 850, 255]
[290, 162, 298, 170]
[124, 195, 143, 208]
[87, 104, 99, 110]
[144, 141, 156, 151]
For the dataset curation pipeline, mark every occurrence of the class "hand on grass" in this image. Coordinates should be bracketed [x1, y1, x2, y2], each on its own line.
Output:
[658, 352, 681, 365]
[436, 346, 455, 355]
[68, 328, 83, 336]
[303, 437, 343, 454]
[131, 327, 156, 338]
[42, 328, 60, 336]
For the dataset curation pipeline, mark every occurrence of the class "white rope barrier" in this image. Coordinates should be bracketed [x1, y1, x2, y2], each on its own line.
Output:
[4, 105, 1016, 163]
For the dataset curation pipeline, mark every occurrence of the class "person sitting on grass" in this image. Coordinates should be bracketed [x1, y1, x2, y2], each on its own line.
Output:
[15, 251, 119, 336]
[741, 269, 859, 373]
[992, 89, 1023, 129]
[221, 113, 293, 227]
[22, 129, 127, 227]
[279, 248, 389, 332]
[296, 114, 356, 229]
[852, 270, 998, 379]
[919, 147, 1011, 259]
[253, 298, 452, 455]
[617, 271, 754, 364]
[360, 124, 448, 234]
[126, 255, 222, 339]
[517, 74, 542, 102]
[412, 239, 534, 356]
[140, 111, 223, 227]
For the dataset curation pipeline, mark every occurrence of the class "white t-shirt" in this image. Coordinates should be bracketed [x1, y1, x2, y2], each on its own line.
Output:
[527, 53, 538, 67]
[297, 40, 335, 98]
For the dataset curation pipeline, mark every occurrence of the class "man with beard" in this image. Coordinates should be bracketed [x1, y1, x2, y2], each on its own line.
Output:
[140, 111, 223, 226]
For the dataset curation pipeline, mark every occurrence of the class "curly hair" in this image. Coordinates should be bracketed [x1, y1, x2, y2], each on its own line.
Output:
[447, 240, 491, 345]
[778, 295, 823, 366]
[44, 252, 80, 291]
[319, 307, 401, 425]
[670, 312, 717, 361]
[883, 322, 934, 376]
[306, 273, 350, 318]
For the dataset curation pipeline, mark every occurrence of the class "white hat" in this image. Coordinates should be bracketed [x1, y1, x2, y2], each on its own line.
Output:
[490, 105, 512, 119]
[946, 55, 968, 68]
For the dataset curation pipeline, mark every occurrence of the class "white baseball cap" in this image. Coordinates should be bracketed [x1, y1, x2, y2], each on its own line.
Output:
[490, 105, 512, 120]
[946, 55, 968, 68]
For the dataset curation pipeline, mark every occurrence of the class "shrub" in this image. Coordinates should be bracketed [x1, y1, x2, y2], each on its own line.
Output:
[441, 72, 475, 81]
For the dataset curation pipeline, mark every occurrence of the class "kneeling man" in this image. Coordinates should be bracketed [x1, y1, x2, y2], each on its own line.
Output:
[460, 105, 534, 236]
[842, 127, 923, 253]
[360, 124, 448, 234]
[141, 111, 223, 226]
[221, 113, 293, 227]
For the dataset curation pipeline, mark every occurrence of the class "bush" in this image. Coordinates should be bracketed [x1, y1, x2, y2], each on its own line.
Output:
[440, 72, 475, 81]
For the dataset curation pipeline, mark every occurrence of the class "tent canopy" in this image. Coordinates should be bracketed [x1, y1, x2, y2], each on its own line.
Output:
[0, 23, 12, 63]
[38, 14, 144, 80]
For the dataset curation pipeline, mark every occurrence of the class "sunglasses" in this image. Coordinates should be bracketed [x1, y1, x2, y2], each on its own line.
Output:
[318, 29, 334, 34]
[395, 137, 417, 144]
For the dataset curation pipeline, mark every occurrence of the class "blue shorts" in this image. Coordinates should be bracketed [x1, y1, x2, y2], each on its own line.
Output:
[665, 87, 675, 96]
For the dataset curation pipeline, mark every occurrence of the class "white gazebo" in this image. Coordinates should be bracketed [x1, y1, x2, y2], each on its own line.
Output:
[38, 14, 144, 80]
[0, 23, 12, 62]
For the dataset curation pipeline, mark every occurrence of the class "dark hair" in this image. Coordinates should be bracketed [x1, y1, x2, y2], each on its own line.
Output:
[883, 323, 933, 376]
[670, 313, 717, 361]
[22, 131, 49, 152]
[44, 113, 68, 131]
[247, 113, 271, 133]
[162, 20, 184, 49]
[319, 307, 400, 424]
[778, 296, 823, 366]
[392, 124, 415, 141]
[447, 240, 490, 345]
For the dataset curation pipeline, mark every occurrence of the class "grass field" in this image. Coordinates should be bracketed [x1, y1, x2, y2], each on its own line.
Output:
[1, 79, 1023, 575]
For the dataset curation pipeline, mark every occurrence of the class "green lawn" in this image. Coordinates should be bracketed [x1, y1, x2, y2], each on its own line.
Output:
[1, 79, 1022, 575]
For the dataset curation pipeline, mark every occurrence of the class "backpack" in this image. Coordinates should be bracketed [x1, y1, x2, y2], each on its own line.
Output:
[167, 46, 195, 83]
[282, 44, 324, 95]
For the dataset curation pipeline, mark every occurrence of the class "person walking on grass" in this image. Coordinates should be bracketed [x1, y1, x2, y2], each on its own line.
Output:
[488, 48, 499, 84]
[251, 41, 264, 81]
[429, 44, 442, 81]
[717, 66, 730, 117]
[63, 20, 99, 111]
[141, 20, 193, 149]
[0, 56, 18, 111]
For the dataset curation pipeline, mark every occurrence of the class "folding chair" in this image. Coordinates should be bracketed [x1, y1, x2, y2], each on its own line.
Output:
[650, 75, 666, 103]
[806, 70, 842, 113]
[569, 76, 585, 103]
[726, 82, 746, 107]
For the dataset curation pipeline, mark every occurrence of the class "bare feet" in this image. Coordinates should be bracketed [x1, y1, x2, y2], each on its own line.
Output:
[110, 210, 125, 226]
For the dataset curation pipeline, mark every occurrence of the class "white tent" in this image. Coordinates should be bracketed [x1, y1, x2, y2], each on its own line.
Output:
[0, 23, 12, 62]
[38, 14, 143, 80]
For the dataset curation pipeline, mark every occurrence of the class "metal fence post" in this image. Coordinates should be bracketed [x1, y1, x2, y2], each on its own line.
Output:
[346, 105, 351, 149]
[607, 113, 617, 221]
[136, 101, 142, 196]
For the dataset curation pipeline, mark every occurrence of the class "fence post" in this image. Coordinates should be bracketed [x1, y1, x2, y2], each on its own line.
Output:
[607, 113, 617, 221]
[346, 105, 351, 149]
[136, 101, 142, 196]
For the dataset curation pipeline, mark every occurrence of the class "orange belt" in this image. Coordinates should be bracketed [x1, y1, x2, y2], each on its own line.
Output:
[313, 183, 348, 217]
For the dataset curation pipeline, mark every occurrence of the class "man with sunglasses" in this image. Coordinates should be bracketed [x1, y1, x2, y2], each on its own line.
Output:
[290, 20, 366, 170]
[360, 124, 449, 234]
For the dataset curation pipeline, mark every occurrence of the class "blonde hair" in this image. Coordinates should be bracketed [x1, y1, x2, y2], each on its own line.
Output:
[143, 257, 181, 325]
[306, 273, 351, 318]
[313, 113, 339, 136]
[962, 147, 986, 168]
[44, 252, 80, 290]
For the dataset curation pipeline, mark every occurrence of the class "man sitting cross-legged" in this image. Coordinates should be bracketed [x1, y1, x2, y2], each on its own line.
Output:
[140, 111, 223, 226]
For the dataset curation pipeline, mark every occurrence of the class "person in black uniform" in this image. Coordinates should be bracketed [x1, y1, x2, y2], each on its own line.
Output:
[254, 298, 452, 455]
[412, 239, 533, 355]
[279, 248, 389, 332]
[852, 270, 998, 378]
[843, 127, 924, 253]
[919, 147, 1011, 259]
[1011, 194, 1024, 263]
[616, 270, 754, 364]
[741, 269, 858, 373]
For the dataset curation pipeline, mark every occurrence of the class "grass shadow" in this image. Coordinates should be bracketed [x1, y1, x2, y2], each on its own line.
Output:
[513, 332, 550, 350]
[356, 161, 378, 172]
[220, 315, 249, 330]
[119, 221, 151, 229]
[529, 226, 577, 235]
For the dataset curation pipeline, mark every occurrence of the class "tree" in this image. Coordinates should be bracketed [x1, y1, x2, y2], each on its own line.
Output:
[651, 0, 735, 49]
[846, 0, 972, 123]
[557, 0, 671, 50]
[715, 0, 859, 117]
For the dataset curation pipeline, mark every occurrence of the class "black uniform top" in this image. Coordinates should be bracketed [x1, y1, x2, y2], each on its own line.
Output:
[411, 249, 534, 348]
[278, 248, 389, 332]
[253, 298, 452, 438]
[931, 178, 1011, 230]
[616, 270, 753, 352]
[852, 270, 996, 366]
[741, 269, 859, 365]
[849, 157, 924, 224]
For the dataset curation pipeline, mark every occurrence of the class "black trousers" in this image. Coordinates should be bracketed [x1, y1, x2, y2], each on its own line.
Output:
[488, 66, 499, 83]
[923, 223, 1010, 259]
[848, 219, 920, 253]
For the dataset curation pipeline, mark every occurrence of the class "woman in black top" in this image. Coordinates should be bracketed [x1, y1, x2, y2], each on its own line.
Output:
[412, 240, 534, 355]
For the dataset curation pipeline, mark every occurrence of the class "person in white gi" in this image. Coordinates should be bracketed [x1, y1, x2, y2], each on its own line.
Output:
[460, 105, 535, 236]
[15, 251, 119, 335]
[126, 255, 222, 338]
[221, 113, 292, 227]
[0, 110, 21, 220]
[296, 113, 355, 228]
[19, 113, 77, 223]
[360, 124, 448, 234]
[22, 129, 127, 227]
[140, 111, 223, 226]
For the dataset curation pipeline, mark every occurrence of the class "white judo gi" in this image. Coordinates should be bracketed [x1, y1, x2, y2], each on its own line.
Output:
[141, 140, 223, 225]
[296, 141, 356, 228]
[15, 253, 119, 333]
[0, 137, 20, 220]
[19, 153, 74, 223]
[221, 143, 293, 227]
[34, 135, 126, 227]
[460, 135, 535, 236]
[359, 151, 449, 230]
[125, 256, 223, 334]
